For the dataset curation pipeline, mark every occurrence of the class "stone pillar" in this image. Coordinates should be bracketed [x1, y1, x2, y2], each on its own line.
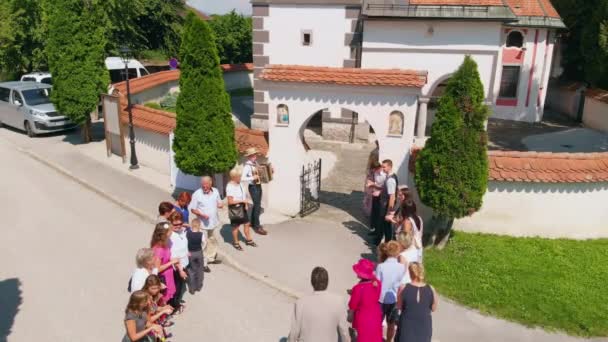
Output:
[417, 97, 430, 139]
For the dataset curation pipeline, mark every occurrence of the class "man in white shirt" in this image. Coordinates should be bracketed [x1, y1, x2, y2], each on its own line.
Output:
[375, 159, 398, 245]
[190, 176, 223, 271]
[169, 212, 189, 310]
[241, 148, 268, 235]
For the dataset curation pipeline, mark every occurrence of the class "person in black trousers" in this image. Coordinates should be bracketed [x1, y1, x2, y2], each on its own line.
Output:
[375, 159, 398, 245]
[241, 147, 268, 235]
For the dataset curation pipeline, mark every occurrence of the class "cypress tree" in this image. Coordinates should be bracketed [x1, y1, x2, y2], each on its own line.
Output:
[173, 12, 237, 176]
[46, 0, 109, 142]
[415, 56, 489, 248]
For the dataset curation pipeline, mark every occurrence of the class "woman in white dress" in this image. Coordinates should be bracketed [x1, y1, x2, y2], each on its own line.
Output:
[396, 231, 420, 285]
[398, 199, 424, 262]
[226, 167, 256, 251]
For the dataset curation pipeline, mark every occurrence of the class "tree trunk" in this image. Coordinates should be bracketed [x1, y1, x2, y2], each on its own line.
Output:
[427, 215, 454, 249]
[434, 217, 454, 250]
[80, 116, 92, 143]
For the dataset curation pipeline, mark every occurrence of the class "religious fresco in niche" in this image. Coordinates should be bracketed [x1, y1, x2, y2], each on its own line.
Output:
[388, 111, 404, 136]
[277, 104, 289, 125]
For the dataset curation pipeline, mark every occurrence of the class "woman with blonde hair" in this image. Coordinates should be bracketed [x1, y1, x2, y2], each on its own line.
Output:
[396, 262, 438, 342]
[396, 231, 420, 285]
[122, 290, 162, 342]
[226, 166, 256, 251]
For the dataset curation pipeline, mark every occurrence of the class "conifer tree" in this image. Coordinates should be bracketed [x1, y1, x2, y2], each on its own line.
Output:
[46, 0, 109, 142]
[173, 12, 237, 175]
[415, 56, 489, 248]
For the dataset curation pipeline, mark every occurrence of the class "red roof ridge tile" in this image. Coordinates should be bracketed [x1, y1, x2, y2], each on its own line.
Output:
[260, 64, 427, 88]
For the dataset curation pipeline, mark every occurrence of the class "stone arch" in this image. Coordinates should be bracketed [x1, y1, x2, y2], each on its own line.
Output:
[425, 73, 453, 98]
[265, 85, 419, 216]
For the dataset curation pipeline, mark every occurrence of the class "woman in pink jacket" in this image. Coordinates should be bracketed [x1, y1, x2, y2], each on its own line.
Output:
[348, 258, 383, 342]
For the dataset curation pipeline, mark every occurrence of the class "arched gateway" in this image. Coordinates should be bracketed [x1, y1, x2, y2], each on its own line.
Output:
[257, 65, 428, 216]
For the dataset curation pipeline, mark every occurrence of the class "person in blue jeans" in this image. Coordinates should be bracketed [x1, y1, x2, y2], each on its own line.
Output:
[241, 147, 268, 236]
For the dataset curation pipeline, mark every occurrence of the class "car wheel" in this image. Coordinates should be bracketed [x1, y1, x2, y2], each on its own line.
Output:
[25, 121, 36, 138]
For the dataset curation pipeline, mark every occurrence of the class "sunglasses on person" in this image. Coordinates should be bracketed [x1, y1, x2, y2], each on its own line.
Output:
[172, 222, 183, 227]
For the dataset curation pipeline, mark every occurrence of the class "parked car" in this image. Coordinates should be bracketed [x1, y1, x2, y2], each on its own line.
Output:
[20, 72, 53, 85]
[105, 57, 149, 84]
[0, 81, 75, 137]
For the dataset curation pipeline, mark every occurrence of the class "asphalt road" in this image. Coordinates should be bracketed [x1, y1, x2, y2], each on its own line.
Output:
[0, 139, 293, 342]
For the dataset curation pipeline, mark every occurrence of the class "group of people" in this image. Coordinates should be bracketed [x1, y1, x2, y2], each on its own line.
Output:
[288, 147, 436, 342]
[287, 237, 436, 342]
[122, 148, 269, 341]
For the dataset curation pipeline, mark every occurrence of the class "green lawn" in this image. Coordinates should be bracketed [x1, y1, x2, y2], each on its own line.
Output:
[425, 232, 608, 337]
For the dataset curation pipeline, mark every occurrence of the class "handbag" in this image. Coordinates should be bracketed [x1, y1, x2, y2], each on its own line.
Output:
[228, 203, 246, 220]
[228, 184, 248, 221]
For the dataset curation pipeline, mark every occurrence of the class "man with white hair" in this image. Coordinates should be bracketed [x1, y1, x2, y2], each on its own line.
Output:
[190, 176, 223, 272]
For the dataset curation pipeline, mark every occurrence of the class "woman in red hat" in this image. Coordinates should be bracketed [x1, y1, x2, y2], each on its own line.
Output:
[348, 258, 383, 342]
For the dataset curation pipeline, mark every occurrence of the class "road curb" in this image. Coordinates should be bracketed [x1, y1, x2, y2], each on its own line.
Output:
[16, 144, 302, 300]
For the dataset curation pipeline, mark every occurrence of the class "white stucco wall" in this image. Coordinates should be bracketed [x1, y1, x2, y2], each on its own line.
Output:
[494, 28, 554, 122]
[546, 86, 582, 119]
[264, 82, 418, 216]
[223, 70, 254, 91]
[362, 20, 501, 99]
[123, 128, 171, 176]
[265, 5, 351, 67]
[583, 98, 608, 133]
[454, 181, 608, 239]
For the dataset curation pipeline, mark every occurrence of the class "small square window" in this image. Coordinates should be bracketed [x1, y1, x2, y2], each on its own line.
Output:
[301, 30, 312, 46]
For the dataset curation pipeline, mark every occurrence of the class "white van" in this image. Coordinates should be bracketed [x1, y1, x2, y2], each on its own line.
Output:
[20, 72, 53, 85]
[105, 57, 150, 84]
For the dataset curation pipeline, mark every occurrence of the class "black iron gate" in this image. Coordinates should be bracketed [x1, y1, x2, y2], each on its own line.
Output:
[300, 159, 322, 217]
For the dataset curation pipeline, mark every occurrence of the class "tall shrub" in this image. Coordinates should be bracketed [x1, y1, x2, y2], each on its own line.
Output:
[415, 56, 489, 248]
[173, 12, 237, 176]
[46, 0, 109, 142]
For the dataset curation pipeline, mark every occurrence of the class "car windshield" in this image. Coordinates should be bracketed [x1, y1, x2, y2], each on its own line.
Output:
[22, 88, 52, 106]
[41, 77, 52, 85]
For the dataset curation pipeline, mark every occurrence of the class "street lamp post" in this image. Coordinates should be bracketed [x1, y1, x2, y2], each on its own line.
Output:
[119, 46, 139, 170]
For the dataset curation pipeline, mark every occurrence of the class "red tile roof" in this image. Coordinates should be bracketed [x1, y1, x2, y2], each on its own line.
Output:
[260, 65, 427, 88]
[235, 127, 269, 156]
[221, 63, 254, 73]
[504, 0, 560, 18]
[586, 88, 608, 105]
[119, 105, 177, 136]
[113, 70, 179, 95]
[489, 151, 608, 183]
[410, 147, 608, 183]
[112, 63, 253, 90]
[410, 0, 561, 18]
[410, 0, 503, 5]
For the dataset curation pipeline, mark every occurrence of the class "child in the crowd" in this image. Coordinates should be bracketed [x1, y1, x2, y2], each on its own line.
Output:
[122, 290, 162, 342]
[142, 275, 173, 331]
[186, 218, 206, 294]
[375, 241, 406, 342]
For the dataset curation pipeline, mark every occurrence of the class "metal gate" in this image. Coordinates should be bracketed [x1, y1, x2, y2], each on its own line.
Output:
[300, 159, 322, 217]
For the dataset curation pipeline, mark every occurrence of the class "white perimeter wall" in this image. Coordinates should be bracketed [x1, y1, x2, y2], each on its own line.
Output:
[454, 181, 608, 239]
[265, 5, 351, 67]
[583, 98, 608, 133]
[264, 82, 418, 215]
[362, 20, 501, 99]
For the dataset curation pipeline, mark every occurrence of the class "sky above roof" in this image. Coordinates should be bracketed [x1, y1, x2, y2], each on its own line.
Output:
[187, 0, 251, 15]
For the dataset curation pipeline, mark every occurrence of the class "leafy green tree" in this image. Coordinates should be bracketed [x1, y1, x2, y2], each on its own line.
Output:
[415, 56, 489, 248]
[173, 12, 238, 175]
[46, 0, 109, 142]
[0, 0, 46, 79]
[553, 0, 608, 88]
[208, 10, 253, 64]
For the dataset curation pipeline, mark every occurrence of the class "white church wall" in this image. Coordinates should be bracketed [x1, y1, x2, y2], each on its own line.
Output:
[265, 5, 351, 67]
[361, 20, 501, 99]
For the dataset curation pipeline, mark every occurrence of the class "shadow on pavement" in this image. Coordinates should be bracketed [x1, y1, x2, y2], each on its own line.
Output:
[62, 121, 105, 145]
[0, 278, 23, 342]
